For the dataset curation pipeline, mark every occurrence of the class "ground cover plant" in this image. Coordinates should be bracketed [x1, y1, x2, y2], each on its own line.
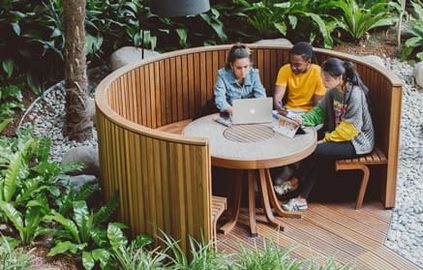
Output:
[321, 0, 396, 43]
[401, 1, 423, 61]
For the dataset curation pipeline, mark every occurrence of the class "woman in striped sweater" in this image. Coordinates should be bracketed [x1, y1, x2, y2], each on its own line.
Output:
[281, 58, 375, 212]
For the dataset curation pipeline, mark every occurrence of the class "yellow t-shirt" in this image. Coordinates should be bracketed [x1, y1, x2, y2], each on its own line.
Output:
[275, 64, 326, 111]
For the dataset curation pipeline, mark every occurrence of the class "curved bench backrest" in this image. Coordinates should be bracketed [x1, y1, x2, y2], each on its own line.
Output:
[96, 44, 402, 250]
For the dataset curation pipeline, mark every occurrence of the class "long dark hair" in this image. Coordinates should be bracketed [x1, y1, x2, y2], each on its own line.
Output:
[225, 43, 251, 70]
[321, 58, 369, 95]
[322, 58, 372, 116]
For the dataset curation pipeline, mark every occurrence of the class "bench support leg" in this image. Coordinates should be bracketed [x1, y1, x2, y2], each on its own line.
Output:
[336, 163, 370, 209]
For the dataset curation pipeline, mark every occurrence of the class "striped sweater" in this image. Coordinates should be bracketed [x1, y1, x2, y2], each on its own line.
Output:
[301, 83, 374, 155]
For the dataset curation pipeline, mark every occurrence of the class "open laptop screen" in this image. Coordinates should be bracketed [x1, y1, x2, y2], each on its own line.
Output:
[231, 97, 273, 124]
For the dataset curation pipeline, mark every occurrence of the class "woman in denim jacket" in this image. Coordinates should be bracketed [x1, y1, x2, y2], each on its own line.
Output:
[214, 43, 266, 113]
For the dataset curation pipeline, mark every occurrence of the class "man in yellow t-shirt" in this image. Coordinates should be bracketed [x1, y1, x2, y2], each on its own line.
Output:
[272, 42, 326, 197]
[274, 42, 326, 113]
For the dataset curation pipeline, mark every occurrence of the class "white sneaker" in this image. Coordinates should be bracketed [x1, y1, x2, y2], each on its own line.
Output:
[282, 198, 308, 212]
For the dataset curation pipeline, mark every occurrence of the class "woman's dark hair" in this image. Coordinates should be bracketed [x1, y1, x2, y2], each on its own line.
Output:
[225, 43, 251, 69]
[289, 42, 314, 62]
[321, 58, 369, 95]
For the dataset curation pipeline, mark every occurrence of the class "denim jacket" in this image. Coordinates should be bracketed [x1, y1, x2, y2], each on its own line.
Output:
[214, 68, 266, 111]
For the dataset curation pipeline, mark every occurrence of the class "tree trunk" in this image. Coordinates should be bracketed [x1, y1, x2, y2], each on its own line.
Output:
[63, 0, 92, 141]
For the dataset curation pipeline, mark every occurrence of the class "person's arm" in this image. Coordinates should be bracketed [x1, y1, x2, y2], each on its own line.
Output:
[323, 121, 359, 142]
[273, 65, 289, 109]
[274, 84, 287, 109]
[252, 70, 266, 98]
[214, 72, 231, 112]
[324, 88, 363, 142]
[312, 94, 324, 107]
[313, 65, 327, 106]
[301, 105, 325, 126]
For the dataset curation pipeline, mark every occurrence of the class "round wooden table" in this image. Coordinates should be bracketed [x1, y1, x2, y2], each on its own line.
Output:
[183, 113, 317, 236]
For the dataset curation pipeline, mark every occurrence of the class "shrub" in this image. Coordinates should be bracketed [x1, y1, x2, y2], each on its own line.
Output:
[0, 236, 33, 270]
[322, 0, 396, 43]
[401, 1, 423, 61]
[0, 85, 24, 124]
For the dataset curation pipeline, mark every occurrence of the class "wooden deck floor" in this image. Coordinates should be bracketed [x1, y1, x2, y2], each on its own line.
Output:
[217, 201, 420, 270]
[158, 120, 420, 270]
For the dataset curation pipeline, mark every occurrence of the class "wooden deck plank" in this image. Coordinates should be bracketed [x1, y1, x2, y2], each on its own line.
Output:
[307, 203, 387, 243]
[327, 203, 390, 233]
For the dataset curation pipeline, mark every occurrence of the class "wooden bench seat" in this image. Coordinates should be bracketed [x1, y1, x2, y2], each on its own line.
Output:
[211, 196, 227, 243]
[336, 147, 388, 209]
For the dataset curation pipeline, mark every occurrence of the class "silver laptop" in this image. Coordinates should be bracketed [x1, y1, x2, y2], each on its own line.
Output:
[231, 97, 273, 124]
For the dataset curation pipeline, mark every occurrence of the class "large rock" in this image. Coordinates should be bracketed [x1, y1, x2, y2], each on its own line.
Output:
[110, 46, 160, 71]
[59, 175, 98, 192]
[414, 61, 423, 88]
[254, 38, 292, 46]
[62, 146, 100, 176]
[86, 97, 96, 126]
[361, 55, 385, 68]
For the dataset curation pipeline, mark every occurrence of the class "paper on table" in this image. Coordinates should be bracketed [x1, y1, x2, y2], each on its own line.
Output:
[273, 115, 300, 138]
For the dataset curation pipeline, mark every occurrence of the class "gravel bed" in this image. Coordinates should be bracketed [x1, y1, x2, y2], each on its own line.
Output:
[383, 58, 423, 269]
[21, 60, 423, 268]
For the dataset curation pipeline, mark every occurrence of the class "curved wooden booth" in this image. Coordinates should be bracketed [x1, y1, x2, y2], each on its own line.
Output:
[95, 44, 402, 249]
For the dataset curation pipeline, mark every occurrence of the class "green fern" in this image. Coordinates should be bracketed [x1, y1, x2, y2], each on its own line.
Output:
[3, 150, 23, 202]
[46, 211, 81, 244]
[93, 191, 119, 224]
[35, 137, 51, 163]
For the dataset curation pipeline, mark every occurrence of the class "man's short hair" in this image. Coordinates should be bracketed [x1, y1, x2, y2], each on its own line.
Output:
[289, 42, 313, 61]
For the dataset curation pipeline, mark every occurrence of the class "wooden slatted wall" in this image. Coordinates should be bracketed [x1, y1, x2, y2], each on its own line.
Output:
[96, 76, 213, 252]
[95, 45, 402, 252]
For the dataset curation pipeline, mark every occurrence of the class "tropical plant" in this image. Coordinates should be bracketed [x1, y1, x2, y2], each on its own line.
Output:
[401, 1, 423, 61]
[96, 223, 164, 270]
[45, 193, 119, 258]
[0, 85, 24, 123]
[0, 132, 82, 245]
[233, 0, 336, 48]
[322, 0, 396, 43]
[0, 0, 65, 93]
[236, 241, 304, 270]
[0, 236, 34, 270]
[160, 233, 232, 270]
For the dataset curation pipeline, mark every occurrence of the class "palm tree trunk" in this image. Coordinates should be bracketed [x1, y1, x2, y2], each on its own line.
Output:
[63, 0, 92, 141]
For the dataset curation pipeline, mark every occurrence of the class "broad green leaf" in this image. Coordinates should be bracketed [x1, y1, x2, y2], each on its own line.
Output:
[274, 22, 287, 35]
[26, 75, 42, 95]
[0, 119, 12, 133]
[73, 200, 89, 229]
[2, 59, 14, 78]
[133, 234, 153, 249]
[48, 241, 86, 256]
[107, 223, 128, 249]
[91, 248, 111, 268]
[45, 212, 81, 243]
[405, 37, 422, 47]
[82, 251, 95, 270]
[3, 139, 32, 202]
[11, 23, 20, 36]
[176, 28, 188, 48]
[93, 192, 119, 224]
